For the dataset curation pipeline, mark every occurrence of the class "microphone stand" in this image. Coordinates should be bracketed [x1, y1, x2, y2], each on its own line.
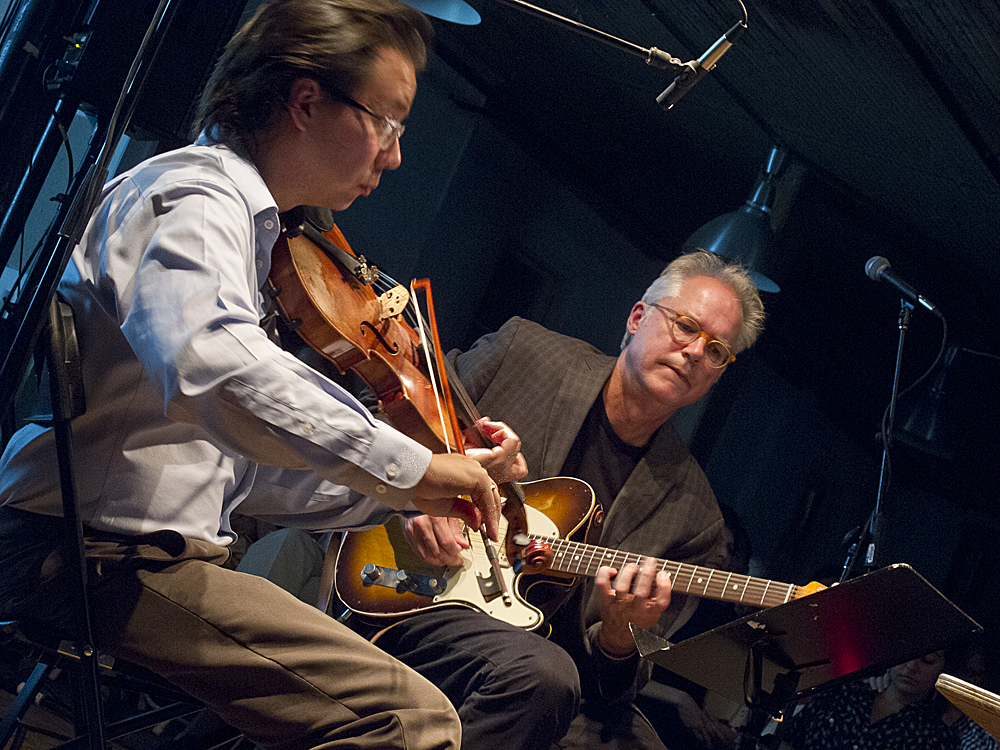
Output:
[483, 0, 747, 111]
[0, 0, 180, 418]
[841, 299, 913, 582]
[488, 0, 691, 72]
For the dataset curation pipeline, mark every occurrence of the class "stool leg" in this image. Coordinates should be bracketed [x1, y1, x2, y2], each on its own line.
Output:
[48, 296, 105, 750]
[0, 661, 55, 745]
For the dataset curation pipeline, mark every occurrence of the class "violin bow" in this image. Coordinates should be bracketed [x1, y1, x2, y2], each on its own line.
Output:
[409, 280, 529, 601]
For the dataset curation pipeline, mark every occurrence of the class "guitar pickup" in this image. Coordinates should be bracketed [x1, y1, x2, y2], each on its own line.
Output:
[360, 563, 447, 597]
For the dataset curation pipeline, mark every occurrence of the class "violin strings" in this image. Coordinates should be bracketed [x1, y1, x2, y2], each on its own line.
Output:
[373, 270, 421, 329]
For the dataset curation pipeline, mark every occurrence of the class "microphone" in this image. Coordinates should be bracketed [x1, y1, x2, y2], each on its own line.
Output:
[864, 256, 942, 318]
[657, 20, 746, 110]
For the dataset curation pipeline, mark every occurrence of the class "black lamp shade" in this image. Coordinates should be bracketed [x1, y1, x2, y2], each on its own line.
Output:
[683, 205, 780, 293]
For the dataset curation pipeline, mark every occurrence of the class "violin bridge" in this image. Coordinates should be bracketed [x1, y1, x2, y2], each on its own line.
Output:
[378, 285, 410, 320]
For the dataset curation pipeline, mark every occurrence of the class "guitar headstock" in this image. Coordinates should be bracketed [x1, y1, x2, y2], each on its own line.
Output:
[795, 580, 828, 599]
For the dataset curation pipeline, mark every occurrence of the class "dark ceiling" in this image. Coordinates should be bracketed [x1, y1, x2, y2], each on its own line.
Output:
[424, 0, 1000, 502]
[432, 0, 1000, 301]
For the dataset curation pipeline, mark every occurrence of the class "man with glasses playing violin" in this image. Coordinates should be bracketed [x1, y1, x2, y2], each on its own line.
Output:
[0, 1, 522, 749]
[366, 249, 765, 749]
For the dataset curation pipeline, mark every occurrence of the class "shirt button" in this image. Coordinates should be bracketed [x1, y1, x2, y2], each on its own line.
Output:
[256, 259, 263, 269]
[264, 219, 275, 230]
[386, 463, 399, 478]
[301, 421, 316, 435]
[375, 484, 387, 494]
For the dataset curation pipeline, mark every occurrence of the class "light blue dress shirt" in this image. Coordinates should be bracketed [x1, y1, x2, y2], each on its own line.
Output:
[0, 141, 432, 545]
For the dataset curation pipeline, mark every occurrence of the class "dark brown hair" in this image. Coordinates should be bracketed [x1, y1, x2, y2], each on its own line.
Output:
[194, 0, 432, 160]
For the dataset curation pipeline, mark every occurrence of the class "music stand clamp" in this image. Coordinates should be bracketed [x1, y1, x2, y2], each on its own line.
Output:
[632, 564, 981, 749]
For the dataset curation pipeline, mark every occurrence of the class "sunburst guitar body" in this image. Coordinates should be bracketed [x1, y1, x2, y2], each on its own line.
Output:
[335, 476, 826, 630]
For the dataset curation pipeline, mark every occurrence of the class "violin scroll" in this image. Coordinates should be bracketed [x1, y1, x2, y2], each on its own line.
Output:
[519, 538, 554, 574]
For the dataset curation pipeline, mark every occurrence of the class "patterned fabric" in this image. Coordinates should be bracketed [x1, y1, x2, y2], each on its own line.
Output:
[955, 715, 999, 750]
[783, 681, 957, 750]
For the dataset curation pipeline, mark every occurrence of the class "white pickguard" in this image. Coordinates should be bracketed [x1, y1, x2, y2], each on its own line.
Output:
[431, 505, 561, 629]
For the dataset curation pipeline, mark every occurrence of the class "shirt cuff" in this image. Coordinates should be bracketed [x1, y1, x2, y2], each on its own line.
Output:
[346, 426, 432, 510]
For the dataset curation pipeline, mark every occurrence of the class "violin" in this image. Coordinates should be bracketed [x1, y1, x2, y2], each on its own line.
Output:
[266, 206, 452, 454]
[265, 206, 528, 559]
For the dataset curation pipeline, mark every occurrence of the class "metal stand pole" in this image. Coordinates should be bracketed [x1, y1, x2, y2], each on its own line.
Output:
[841, 299, 913, 581]
[0, 0, 179, 418]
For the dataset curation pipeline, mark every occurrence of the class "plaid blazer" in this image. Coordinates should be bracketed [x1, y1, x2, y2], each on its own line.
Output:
[450, 316, 728, 703]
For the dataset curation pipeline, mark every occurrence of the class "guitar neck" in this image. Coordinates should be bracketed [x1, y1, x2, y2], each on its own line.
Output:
[536, 535, 808, 608]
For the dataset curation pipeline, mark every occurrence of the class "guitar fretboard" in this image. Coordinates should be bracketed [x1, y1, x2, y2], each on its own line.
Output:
[536, 535, 802, 608]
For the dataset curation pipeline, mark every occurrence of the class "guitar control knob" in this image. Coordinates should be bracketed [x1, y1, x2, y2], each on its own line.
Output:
[394, 570, 413, 592]
[361, 564, 383, 586]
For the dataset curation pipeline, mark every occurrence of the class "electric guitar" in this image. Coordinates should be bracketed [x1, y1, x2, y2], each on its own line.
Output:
[335, 476, 826, 630]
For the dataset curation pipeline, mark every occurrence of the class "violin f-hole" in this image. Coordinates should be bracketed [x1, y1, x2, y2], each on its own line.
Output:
[360, 320, 400, 354]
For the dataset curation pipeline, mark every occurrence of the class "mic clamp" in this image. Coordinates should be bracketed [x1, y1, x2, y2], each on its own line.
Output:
[657, 20, 747, 110]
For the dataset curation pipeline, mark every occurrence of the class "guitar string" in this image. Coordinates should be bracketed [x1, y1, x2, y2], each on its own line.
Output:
[465, 523, 800, 608]
[536, 534, 800, 607]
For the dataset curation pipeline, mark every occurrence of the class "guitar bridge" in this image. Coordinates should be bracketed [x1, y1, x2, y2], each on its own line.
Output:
[360, 563, 447, 597]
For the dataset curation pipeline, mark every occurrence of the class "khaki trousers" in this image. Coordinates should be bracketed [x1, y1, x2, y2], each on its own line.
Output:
[0, 506, 461, 750]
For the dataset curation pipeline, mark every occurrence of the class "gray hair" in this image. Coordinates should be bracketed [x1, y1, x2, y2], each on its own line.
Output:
[621, 250, 765, 353]
[194, 0, 433, 161]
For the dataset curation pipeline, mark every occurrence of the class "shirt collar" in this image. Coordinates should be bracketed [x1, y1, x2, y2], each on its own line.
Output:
[194, 132, 281, 268]
[194, 132, 276, 219]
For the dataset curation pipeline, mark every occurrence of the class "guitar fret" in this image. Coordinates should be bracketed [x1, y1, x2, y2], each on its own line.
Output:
[561, 541, 577, 574]
[526, 534, 810, 610]
[569, 541, 586, 574]
[701, 568, 715, 596]
[547, 537, 569, 572]
[677, 564, 690, 591]
[608, 550, 628, 570]
[608, 549, 628, 570]
[678, 564, 693, 592]
[758, 579, 771, 606]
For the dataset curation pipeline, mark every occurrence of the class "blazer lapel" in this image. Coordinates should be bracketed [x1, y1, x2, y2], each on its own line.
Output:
[539, 354, 616, 478]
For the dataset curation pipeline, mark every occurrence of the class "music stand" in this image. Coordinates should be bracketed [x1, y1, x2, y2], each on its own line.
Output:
[632, 564, 981, 748]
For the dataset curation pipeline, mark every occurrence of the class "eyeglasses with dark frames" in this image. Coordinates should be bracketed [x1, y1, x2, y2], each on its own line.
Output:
[322, 88, 405, 151]
[648, 303, 735, 368]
